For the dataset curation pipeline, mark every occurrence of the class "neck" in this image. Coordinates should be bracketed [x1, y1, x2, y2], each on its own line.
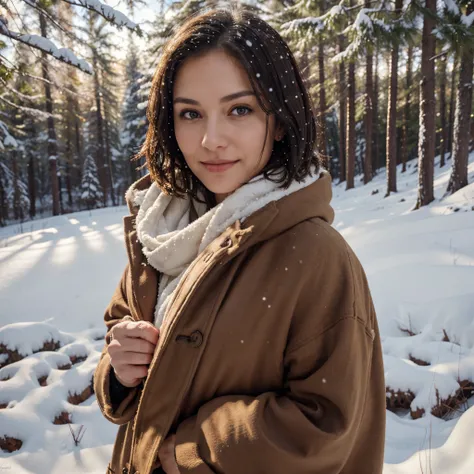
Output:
[215, 192, 231, 204]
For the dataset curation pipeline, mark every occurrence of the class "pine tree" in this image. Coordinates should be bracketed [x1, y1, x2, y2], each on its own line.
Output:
[445, 1, 474, 194]
[119, 39, 148, 196]
[401, 44, 414, 173]
[438, 52, 448, 168]
[38, 10, 61, 216]
[415, 0, 437, 209]
[85, 12, 122, 207]
[0, 159, 30, 226]
[385, 0, 403, 196]
[80, 154, 103, 210]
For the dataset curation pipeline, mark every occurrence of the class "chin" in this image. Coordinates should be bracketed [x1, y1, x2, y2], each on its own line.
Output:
[202, 178, 240, 197]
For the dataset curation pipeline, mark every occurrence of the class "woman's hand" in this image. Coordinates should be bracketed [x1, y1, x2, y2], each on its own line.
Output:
[107, 320, 160, 388]
[158, 434, 180, 474]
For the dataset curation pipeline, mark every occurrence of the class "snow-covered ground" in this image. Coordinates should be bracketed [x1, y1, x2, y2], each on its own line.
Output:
[1, 154, 473, 473]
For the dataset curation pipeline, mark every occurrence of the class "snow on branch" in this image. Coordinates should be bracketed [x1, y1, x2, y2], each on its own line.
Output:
[62, 0, 142, 36]
[0, 120, 18, 151]
[0, 19, 93, 74]
[442, 0, 460, 16]
[462, 11, 474, 27]
[439, 0, 474, 34]
[0, 96, 61, 121]
[281, 17, 324, 36]
[0, 78, 43, 101]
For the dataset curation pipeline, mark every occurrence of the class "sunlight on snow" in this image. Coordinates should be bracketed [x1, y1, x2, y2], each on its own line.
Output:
[51, 237, 77, 266]
[0, 240, 53, 291]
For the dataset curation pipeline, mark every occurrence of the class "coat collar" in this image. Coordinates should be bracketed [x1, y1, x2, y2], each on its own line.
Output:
[123, 170, 335, 253]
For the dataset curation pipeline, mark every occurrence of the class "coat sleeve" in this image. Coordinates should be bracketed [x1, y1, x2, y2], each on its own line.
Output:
[93, 264, 143, 425]
[175, 317, 377, 473]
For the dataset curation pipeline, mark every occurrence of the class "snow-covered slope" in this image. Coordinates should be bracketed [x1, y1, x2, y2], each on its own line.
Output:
[0, 154, 473, 473]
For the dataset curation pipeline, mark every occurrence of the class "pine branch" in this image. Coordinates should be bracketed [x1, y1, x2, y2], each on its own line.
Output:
[0, 19, 93, 74]
[0, 78, 43, 101]
[62, 0, 143, 36]
[0, 61, 82, 98]
[21, 0, 89, 49]
[0, 96, 61, 120]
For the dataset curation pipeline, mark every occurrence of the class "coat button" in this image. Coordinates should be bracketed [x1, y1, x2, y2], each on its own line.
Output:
[189, 330, 203, 347]
[175, 331, 203, 348]
[122, 468, 128, 474]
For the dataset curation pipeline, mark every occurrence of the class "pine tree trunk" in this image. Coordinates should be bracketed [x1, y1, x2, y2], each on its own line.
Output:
[415, 0, 436, 209]
[65, 160, 73, 209]
[65, 90, 75, 209]
[317, 37, 328, 168]
[12, 153, 21, 221]
[0, 169, 6, 225]
[346, 58, 356, 190]
[338, 35, 346, 183]
[74, 103, 84, 185]
[364, 39, 373, 184]
[103, 100, 116, 206]
[93, 53, 107, 207]
[373, 46, 380, 174]
[439, 54, 448, 168]
[448, 53, 457, 157]
[401, 45, 413, 173]
[28, 151, 36, 219]
[447, 5, 474, 195]
[386, 0, 402, 196]
[471, 111, 474, 151]
[40, 12, 60, 216]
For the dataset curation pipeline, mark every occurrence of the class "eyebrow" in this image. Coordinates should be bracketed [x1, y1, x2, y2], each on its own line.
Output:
[173, 90, 255, 105]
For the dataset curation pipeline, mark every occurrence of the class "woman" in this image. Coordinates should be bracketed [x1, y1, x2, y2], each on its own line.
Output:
[94, 6, 385, 474]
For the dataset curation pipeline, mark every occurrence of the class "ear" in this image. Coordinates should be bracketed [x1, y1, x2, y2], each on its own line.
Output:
[274, 122, 285, 141]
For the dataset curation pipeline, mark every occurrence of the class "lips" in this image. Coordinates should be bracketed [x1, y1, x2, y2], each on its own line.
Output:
[201, 160, 239, 173]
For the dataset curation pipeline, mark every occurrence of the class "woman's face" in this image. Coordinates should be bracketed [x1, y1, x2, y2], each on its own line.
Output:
[173, 49, 282, 203]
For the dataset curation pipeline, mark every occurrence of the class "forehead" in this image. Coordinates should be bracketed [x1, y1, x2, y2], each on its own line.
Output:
[173, 49, 252, 99]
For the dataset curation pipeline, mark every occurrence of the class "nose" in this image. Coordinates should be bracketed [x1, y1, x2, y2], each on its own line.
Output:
[201, 117, 228, 151]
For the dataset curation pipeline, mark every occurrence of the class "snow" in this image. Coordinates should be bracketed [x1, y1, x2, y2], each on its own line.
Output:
[68, 0, 138, 32]
[17, 35, 92, 75]
[442, 0, 460, 16]
[353, 9, 374, 32]
[461, 11, 474, 27]
[0, 120, 18, 150]
[0, 152, 474, 472]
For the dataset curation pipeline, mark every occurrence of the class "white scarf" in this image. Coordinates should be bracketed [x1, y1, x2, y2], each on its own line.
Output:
[132, 169, 320, 327]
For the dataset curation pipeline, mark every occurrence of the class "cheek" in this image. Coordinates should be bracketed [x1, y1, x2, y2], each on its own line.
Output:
[174, 123, 198, 155]
[240, 117, 271, 148]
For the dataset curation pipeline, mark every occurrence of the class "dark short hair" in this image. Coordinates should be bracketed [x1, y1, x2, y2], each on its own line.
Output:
[134, 6, 319, 205]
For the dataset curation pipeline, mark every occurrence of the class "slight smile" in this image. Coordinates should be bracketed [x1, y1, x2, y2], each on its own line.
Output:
[201, 160, 239, 173]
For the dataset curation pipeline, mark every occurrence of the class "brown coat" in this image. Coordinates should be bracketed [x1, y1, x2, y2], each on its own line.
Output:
[94, 172, 386, 474]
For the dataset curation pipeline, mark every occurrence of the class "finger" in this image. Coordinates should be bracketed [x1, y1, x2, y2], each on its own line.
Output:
[121, 351, 153, 365]
[116, 335, 156, 354]
[123, 337, 156, 354]
[125, 322, 160, 345]
[116, 364, 149, 381]
[114, 372, 142, 388]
